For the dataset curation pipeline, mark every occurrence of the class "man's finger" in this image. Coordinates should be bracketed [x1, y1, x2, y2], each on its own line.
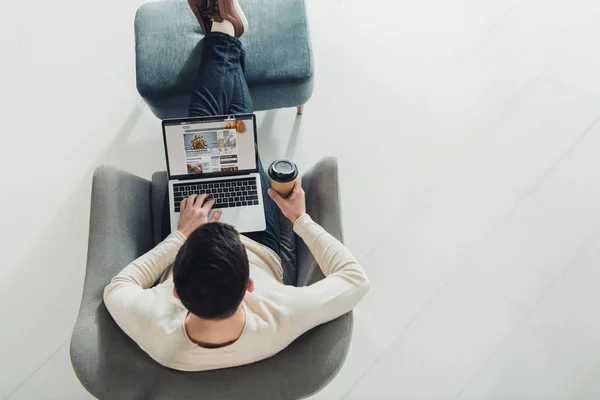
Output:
[268, 188, 284, 207]
[180, 197, 187, 211]
[292, 177, 303, 192]
[188, 194, 199, 205]
[196, 193, 209, 208]
[202, 197, 216, 211]
[209, 209, 222, 222]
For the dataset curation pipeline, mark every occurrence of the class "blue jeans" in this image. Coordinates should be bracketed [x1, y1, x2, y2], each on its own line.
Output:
[188, 32, 282, 257]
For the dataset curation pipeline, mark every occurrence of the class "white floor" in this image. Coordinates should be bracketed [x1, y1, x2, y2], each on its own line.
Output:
[2, 0, 600, 398]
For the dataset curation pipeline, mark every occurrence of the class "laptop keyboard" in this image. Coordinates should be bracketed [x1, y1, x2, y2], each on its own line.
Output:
[173, 177, 259, 213]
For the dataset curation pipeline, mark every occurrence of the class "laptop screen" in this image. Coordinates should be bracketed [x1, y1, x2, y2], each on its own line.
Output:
[163, 115, 257, 178]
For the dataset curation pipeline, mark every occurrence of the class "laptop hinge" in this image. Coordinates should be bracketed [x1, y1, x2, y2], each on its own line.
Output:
[176, 175, 201, 181]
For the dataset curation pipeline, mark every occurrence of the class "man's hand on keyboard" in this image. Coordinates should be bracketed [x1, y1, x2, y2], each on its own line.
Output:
[177, 194, 222, 238]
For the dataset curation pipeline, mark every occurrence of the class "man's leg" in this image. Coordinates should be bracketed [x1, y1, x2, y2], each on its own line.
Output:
[188, 19, 252, 116]
[187, 18, 282, 257]
[226, 42, 253, 115]
[245, 160, 282, 256]
[188, 30, 244, 117]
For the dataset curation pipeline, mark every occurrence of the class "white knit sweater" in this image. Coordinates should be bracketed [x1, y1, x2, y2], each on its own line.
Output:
[103, 214, 370, 371]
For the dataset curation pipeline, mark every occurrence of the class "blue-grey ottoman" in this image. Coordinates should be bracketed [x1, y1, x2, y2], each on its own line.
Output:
[135, 0, 314, 120]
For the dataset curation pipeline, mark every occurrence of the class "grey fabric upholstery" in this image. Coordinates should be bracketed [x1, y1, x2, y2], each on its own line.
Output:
[71, 158, 352, 400]
[135, 0, 314, 120]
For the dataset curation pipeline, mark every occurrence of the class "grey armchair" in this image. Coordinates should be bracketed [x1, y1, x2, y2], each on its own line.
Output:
[70, 158, 353, 400]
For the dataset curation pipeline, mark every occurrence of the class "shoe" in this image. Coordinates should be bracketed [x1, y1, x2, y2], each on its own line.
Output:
[212, 0, 249, 38]
[187, 0, 213, 34]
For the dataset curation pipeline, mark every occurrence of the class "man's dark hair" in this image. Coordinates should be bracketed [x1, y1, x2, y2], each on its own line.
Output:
[173, 223, 249, 320]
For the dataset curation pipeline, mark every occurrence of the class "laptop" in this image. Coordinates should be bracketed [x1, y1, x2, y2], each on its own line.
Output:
[162, 114, 266, 233]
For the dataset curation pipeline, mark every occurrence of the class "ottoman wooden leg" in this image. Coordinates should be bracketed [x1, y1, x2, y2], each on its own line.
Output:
[297, 105, 305, 115]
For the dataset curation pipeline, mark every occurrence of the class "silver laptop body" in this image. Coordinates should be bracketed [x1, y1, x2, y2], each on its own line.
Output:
[161, 114, 266, 233]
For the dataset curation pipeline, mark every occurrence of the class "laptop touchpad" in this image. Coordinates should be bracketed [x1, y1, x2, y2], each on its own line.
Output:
[214, 208, 240, 229]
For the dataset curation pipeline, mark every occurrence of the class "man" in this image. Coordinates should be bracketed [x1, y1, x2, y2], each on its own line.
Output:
[103, 0, 370, 371]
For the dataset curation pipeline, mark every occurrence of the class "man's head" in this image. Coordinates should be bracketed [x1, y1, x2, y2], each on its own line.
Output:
[173, 222, 250, 320]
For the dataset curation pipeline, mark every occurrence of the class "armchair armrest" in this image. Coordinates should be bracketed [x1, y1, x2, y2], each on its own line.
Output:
[70, 165, 154, 395]
[296, 157, 343, 286]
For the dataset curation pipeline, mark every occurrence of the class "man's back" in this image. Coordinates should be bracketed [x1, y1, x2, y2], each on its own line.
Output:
[104, 215, 370, 372]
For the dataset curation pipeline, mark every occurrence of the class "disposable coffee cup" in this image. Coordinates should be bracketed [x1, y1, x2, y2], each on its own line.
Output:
[268, 159, 298, 198]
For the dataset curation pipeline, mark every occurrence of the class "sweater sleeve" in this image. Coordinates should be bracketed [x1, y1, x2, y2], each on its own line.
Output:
[284, 214, 370, 334]
[103, 231, 186, 337]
